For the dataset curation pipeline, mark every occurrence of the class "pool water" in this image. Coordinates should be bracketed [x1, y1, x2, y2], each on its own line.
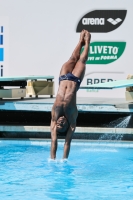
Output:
[0, 141, 133, 200]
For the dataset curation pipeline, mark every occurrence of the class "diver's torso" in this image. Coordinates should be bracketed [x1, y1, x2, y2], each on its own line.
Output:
[52, 80, 78, 123]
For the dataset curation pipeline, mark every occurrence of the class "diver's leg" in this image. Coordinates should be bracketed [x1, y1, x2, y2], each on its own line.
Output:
[72, 31, 91, 81]
[59, 30, 85, 76]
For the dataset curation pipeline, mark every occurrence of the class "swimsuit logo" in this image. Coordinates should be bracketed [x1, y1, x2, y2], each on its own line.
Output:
[81, 42, 126, 64]
[76, 10, 127, 32]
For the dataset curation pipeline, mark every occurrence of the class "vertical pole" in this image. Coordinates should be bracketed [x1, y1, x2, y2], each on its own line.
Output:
[1, 65, 3, 77]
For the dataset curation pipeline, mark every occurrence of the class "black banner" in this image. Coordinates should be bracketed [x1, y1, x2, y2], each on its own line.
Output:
[76, 10, 127, 33]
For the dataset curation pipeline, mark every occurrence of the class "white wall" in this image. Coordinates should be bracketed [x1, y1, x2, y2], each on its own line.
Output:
[0, 0, 132, 98]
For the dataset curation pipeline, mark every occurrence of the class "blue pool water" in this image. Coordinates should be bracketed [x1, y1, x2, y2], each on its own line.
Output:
[0, 140, 133, 200]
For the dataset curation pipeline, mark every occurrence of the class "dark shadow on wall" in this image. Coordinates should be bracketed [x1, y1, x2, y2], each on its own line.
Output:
[0, 110, 130, 127]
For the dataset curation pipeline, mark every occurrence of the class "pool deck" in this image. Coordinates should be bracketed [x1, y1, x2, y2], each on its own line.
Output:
[0, 96, 133, 113]
[1, 125, 133, 140]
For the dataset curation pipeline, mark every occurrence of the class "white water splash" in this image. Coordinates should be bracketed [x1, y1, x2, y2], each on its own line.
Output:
[99, 133, 123, 140]
[48, 158, 68, 163]
[100, 116, 131, 141]
[110, 116, 131, 128]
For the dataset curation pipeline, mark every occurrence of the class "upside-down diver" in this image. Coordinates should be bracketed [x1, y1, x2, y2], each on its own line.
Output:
[50, 30, 91, 159]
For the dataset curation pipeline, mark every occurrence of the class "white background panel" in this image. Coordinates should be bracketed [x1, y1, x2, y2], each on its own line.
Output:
[0, 0, 132, 98]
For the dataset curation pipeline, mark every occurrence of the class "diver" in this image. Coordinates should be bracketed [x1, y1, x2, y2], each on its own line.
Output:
[50, 30, 91, 159]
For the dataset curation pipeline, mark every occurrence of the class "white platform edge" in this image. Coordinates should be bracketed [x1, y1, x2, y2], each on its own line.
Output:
[0, 125, 133, 134]
[0, 102, 132, 113]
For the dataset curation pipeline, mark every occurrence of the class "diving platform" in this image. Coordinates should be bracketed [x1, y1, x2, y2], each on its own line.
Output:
[80, 78, 133, 102]
[80, 79, 133, 89]
[0, 75, 54, 82]
[0, 75, 54, 98]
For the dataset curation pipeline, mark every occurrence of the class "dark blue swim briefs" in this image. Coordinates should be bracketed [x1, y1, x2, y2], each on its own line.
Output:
[59, 73, 81, 89]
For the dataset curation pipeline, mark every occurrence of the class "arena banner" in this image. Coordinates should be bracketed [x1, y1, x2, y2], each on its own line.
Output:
[76, 10, 127, 33]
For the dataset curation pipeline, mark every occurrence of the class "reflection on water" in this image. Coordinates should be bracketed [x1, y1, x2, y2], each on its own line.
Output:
[47, 159, 75, 200]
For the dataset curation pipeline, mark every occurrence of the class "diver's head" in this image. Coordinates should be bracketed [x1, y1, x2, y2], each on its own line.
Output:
[56, 116, 69, 133]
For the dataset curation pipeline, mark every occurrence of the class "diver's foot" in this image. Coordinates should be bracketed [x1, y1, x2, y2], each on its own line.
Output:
[84, 31, 91, 44]
[79, 30, 86, 45]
